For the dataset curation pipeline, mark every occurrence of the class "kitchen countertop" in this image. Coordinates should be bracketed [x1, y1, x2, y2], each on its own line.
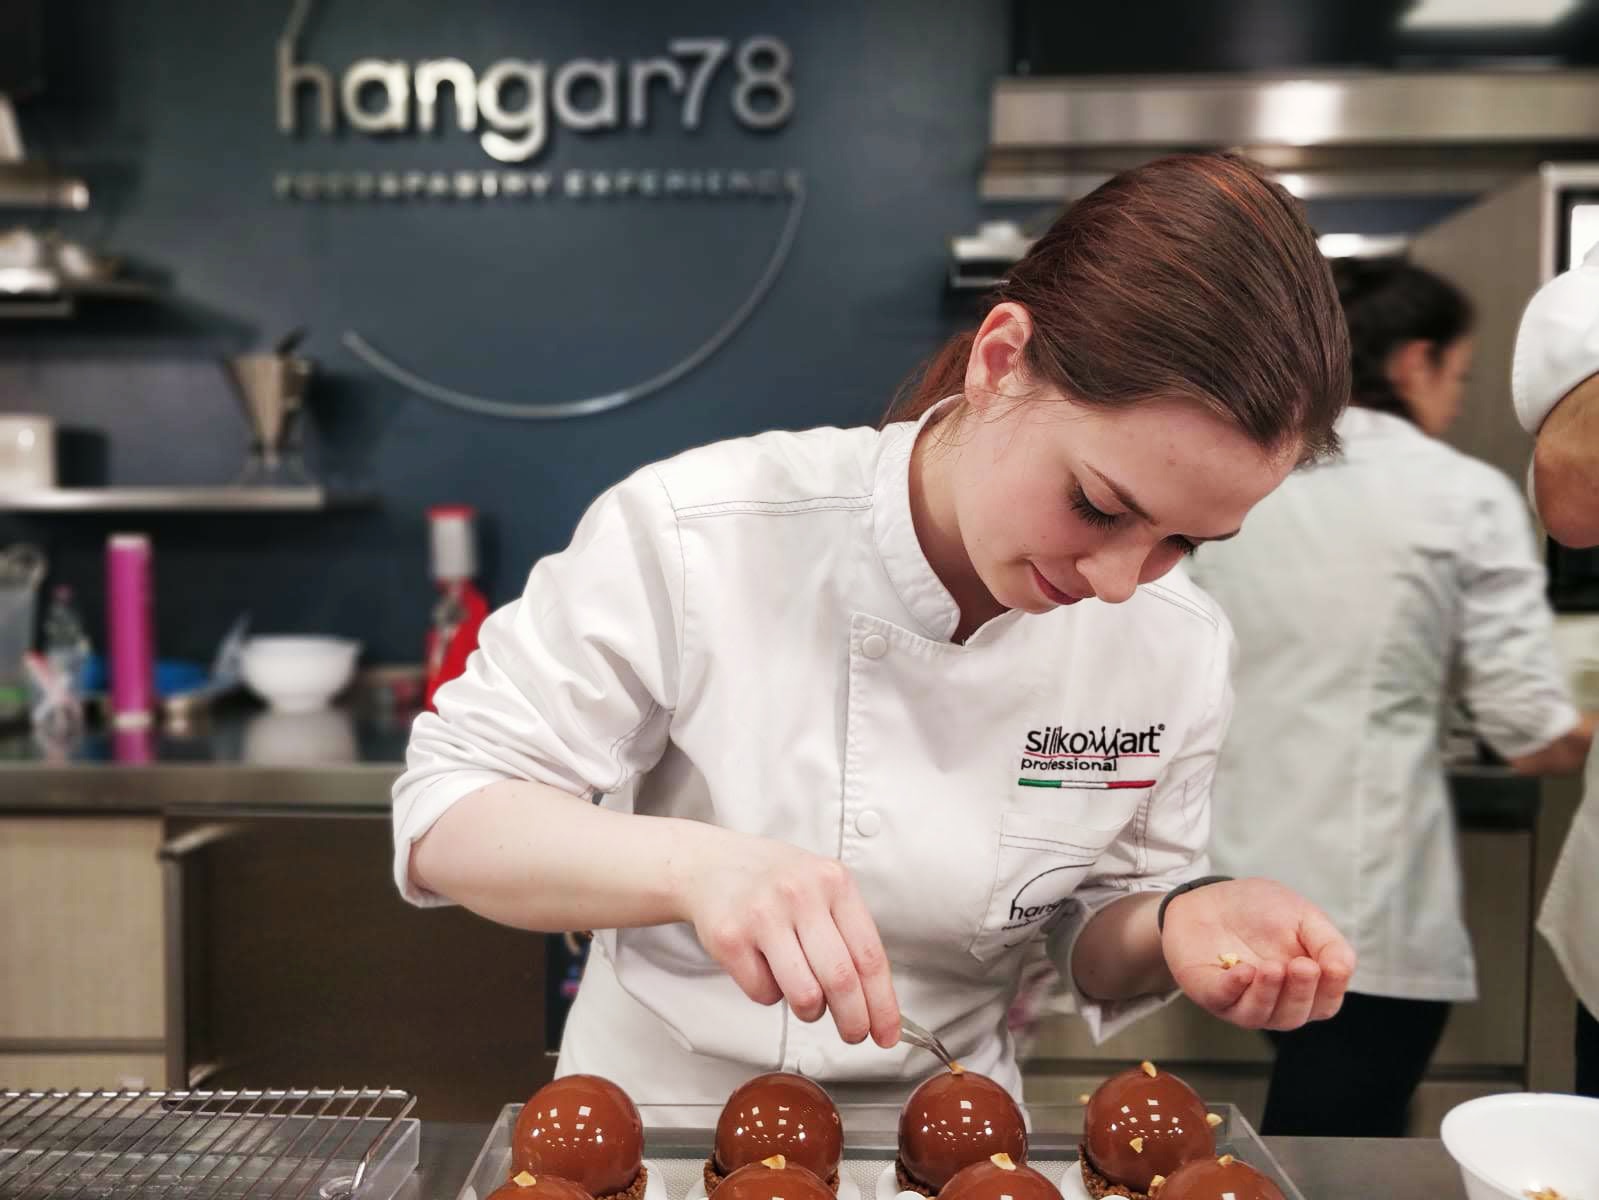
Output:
[0, 705, 1543, 826]
[0, 704, 408, 814]
[411, 1123, 1467, 1199]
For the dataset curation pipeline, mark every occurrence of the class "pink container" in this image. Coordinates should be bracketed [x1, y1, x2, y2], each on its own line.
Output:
[106, 532, 155, 729]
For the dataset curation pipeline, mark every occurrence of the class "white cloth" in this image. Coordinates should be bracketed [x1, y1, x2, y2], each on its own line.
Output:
[1539, 747, 1599, 1018]
[1190, 407, 1579, 1003]
[1513, 240, 1599, 436]
[1515, 241, 1599, 1018]
[392, 405, 1234, 1101]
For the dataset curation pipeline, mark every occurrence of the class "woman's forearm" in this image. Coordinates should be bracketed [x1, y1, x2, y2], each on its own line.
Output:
[407, 779, 718, 932]
[1070, 892, 1173, 1001]
[1508, 714, 1597, 776]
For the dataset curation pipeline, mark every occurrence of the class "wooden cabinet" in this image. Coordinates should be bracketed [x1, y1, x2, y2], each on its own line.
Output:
[0, 811, 547, 1114]
[0, 815, 166, 1089]
[165, 815, 549, 1121]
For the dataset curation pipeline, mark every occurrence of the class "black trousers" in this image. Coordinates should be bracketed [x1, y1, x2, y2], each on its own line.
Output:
[1579, 1001, 1599, 1098]
[1260, 991, 1450, 1137]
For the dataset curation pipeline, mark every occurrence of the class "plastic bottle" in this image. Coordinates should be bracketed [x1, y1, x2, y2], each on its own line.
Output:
[107, 533, 156, 729]
[425, 506, 489, 711]
[42, 584, 90, 703]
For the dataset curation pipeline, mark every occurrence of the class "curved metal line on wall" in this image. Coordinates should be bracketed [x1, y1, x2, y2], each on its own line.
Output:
[342, 178, 805, 419]
[341, 178, 806, 420]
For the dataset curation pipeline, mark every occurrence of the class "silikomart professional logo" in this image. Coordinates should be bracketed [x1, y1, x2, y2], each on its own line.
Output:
[1016, 722, 1165, 791]
[273, 0, 804, 419]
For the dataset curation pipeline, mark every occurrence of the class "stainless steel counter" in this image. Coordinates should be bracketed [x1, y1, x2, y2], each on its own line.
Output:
[0, 704, 1541, 825]
[0, 706, 406, 814]
[411, 1123, 1467, 1200]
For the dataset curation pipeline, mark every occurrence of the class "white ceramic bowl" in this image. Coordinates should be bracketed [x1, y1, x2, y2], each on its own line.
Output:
[1441, 1092, 1599, 1200]
[240, 635, 360, 714]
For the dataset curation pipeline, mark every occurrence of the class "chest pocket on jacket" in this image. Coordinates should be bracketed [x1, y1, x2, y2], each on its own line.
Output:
[968, 808, 1131, 963]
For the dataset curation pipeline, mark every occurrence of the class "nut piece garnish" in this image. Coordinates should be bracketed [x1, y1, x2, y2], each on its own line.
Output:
[1140, 1060, 1158, 1078]
[990, 1154, 1016, 1170]
[949, 1061, 965, 1075]
[1149, 1176, 1166, 1194]
[1078, 1093, 1092, 1105]
[761, 1156, 787, 1170]
[1129, 1137, 1145, 1154]
[1205, 1113, 1224, 1128]
[1218, 953, 1241, 969]
[1523, 1190, 1565, 1200]
[1218, 1155, 1236, 1167]
[513, 1173, 537, 1188]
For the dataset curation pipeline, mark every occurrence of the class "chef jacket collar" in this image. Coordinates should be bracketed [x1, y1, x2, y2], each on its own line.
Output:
[874, 396, 1025, 644]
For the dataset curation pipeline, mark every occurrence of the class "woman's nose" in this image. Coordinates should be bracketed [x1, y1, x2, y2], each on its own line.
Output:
[1077, 546, 1142, 605]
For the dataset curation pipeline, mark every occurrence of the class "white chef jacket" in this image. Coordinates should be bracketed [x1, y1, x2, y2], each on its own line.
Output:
[1190, 406, 1579, 1003]
[392, 403, 1232, 1103]
[1514, 239, 1599, 1019]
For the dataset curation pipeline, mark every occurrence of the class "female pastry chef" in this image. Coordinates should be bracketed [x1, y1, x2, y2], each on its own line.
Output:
[391, 152, 1357, 1103]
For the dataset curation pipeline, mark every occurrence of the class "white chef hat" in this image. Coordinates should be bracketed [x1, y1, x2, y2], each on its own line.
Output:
[1512, 240, 1599, 435]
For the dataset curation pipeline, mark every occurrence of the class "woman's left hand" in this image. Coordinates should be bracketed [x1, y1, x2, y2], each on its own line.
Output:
[1160, 877, 1355, 1031]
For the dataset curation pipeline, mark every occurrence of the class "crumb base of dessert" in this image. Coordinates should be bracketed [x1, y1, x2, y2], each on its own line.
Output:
[703, 1157, 840, 1195]
[596, 1166, 649, 1200]
[1078, 1148, 1153, 1200]
[891, 1158, 939, 1198]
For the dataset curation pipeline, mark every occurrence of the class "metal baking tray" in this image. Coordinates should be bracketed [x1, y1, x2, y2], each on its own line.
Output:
[453, 1101, 1304, 1200]
[0, 1087, 419, 1200]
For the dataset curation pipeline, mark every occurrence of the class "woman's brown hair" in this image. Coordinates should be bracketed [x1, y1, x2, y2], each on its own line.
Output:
[888, 153, 1350, 460]
[1331, 256, 1473, 425]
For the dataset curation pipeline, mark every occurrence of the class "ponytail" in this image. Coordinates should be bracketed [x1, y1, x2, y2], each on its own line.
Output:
[881, 329, 976, 428]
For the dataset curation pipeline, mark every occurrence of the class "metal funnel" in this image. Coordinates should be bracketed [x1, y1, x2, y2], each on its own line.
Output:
[225, 353, 313, 483]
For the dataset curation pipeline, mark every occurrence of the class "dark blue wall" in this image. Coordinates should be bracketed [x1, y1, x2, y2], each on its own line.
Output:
[0, 0, 1006, 661]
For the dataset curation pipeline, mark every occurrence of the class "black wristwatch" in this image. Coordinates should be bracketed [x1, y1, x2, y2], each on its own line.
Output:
[1156, 875, 1234, 933]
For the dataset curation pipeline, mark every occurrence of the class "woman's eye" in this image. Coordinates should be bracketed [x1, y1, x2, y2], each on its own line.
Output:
[1070, 485, 1119, 530]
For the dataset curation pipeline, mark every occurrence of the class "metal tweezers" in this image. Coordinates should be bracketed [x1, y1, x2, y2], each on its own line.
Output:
[899, 1015, 960, 1071]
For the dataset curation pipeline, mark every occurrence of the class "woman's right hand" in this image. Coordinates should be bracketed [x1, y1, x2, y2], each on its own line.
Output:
[674, 828, 902, 1049]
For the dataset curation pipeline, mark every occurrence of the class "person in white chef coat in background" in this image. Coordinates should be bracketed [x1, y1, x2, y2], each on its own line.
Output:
[1189, 259, 1595, 1138]
[390, 153, 1359, 1104]
[1513, 239, 1599, 1099]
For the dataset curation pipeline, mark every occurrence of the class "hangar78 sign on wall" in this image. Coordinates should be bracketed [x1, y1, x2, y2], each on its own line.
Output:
[274, 0, 805, 419]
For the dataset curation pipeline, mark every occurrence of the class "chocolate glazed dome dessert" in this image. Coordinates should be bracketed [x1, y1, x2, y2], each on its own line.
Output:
[895, 1067, 1028, 1196]
[1153, 1155, 1285, 1200]
[512, 1075, 647, 1200]
[712, 1156, 836, 1200]
[706, 1073, 845, 1195]
[1079, 1062, 1217, 1200]
[940, 1154, 1062, 1200]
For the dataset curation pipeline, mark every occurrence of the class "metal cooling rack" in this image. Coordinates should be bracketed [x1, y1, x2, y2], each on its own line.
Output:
[0, 1086, 418, 1200]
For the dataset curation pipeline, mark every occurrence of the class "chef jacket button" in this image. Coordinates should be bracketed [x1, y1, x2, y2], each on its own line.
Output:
[797, 1048, 825, 1077]
[855, 809, 882, 837]
[862, 634, 888, 659]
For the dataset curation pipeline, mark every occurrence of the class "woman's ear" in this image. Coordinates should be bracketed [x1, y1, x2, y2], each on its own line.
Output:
[965, 302, 1036, 413]
[1384, 338, 1433, 404]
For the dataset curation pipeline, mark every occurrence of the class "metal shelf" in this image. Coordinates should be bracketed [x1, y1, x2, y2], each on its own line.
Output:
[0, 487, 375, 513]
[0, 277, 164, 320]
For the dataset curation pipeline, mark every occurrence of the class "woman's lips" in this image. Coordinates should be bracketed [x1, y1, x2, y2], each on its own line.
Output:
[1032, 564, 1082, 606]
